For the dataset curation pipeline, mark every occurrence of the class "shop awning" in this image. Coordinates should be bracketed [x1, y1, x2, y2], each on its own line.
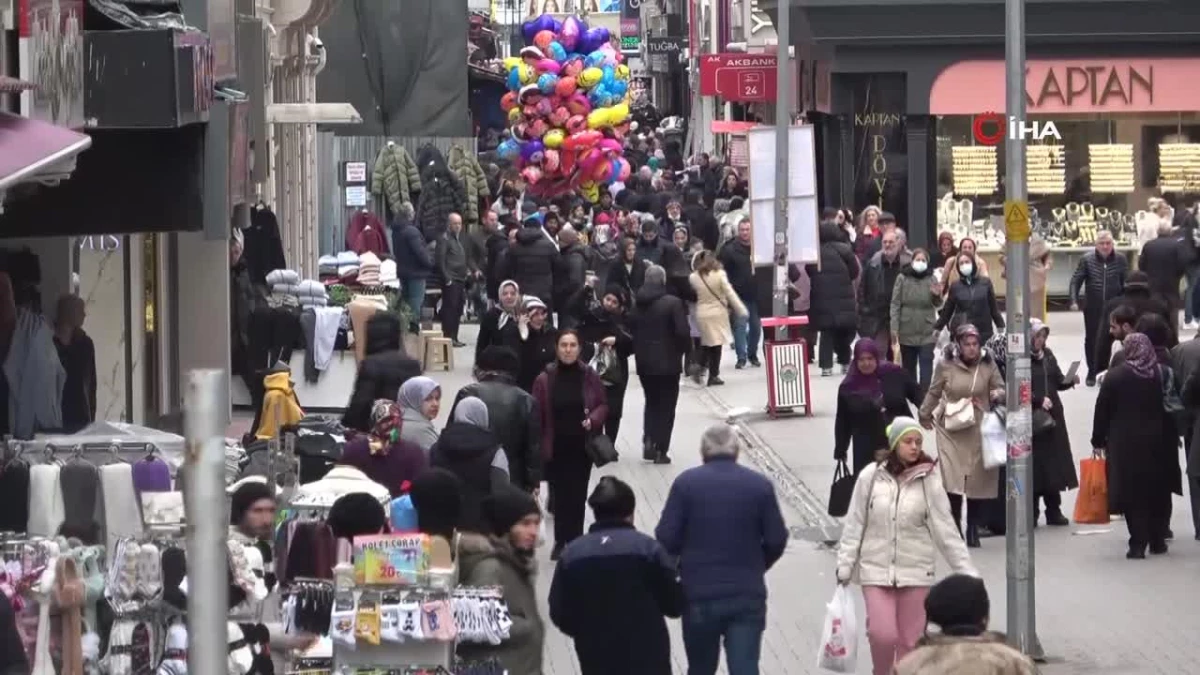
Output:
[0, 112, 92, 192]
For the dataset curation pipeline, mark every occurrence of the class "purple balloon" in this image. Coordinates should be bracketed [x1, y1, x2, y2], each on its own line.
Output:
[578, 27, 611, 55]
[551, 18, 563, 34]
[559, 15, 584, 51]
[521, 140, 546, 164]
[522, 14, 556, 45]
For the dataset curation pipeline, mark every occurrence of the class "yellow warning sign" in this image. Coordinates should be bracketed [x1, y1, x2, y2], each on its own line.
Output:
[1004, 200, 1031, 243]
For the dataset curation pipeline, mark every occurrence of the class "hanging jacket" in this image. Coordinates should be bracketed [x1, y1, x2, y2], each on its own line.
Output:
[5, 309, 64, 439]
[345, 211, 390, 256]
[447, 145, 491, 226]
[256, 372, 303, 440]
[370, 144, 422, 216]
[415, 147, 468, 242]
[243, 207, 288, 285]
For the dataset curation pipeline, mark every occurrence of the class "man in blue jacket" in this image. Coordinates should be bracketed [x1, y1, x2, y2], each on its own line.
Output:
[391, 202, 434, 332]
[655, 423, 789, 675]
[549, 476, 683, 674]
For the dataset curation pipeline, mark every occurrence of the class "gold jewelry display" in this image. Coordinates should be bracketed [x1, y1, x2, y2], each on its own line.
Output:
[951, 146, 998, 195]
[1088, 144, 1135, 193]
[1027, 145, 1065, 194]
[1159, 143, 1200, 192]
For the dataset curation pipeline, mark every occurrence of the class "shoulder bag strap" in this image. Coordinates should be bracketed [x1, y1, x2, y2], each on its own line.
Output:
[698, 273, 729, 309]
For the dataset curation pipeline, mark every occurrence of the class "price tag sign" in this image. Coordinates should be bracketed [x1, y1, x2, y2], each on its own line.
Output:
[354, 534, 430, 586]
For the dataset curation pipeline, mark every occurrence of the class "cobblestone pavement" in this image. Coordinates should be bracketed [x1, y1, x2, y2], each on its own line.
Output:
[264, 313, 1200, 674]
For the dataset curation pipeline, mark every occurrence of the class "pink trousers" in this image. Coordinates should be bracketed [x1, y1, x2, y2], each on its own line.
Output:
[861, 585, 929, 675]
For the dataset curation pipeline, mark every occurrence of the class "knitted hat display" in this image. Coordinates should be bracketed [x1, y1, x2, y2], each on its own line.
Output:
[229, 481, 276, 526]
[328, 493, 388, 540]
[379, 259, 400, 289]
[482, 486, 540, 538]
[886, 416, 923, 452]
[358, 252, 382, 286]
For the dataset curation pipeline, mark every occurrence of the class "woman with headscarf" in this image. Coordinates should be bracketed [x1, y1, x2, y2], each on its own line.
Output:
[939, 237, 990, 293]
[476, 280, 522, 362]
[936, 252, 1005, 345]
[430, 396, 510, 534]
[1027, 320, 1079, 526]
[397, 377, 442, 453]
[919, 324, 1005, 548]
[533, 329, 608, 559]
[929, 231, 958, 271]
[1092, 332, 1182, 558]
[340, 400, 428, 498]
[834, 339, 921, 476]
[500, 296, 558, 393]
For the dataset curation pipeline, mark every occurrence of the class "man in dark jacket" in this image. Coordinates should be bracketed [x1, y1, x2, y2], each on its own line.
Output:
[230, 229, 269, 436]
[556, 225, 593, 328]
[1170, 328, 1200, 539]
[655, 423, 788, 675]
[437, 213, 475, 346]
[1095, 271, 1176, 372]
[550, 476, 683, 675]
[392, 204, 435, 332]
[682, 188, 719, 251]
[632, 265, 690, 464]
[1069, 230, 1128, 385]
[500, 214, 560, 311]
[719, 216, 760, 368]
[858, 228, 911, 356]
[0, 593, 27, 675]
[482, 210, 509, 301]
[342, 312, 422, 432]
[450, 346, 542, 491]
[1139, 222, 1195, 336]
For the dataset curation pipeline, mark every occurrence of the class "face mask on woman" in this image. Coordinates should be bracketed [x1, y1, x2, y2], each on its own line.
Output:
[911, 260, 928, 274]
[959, 262, 974, 277]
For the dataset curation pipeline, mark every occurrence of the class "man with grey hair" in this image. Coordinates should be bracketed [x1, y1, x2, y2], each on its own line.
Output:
[655, 423, 788, 673]
[1068, 229, 1127, 384]
[391, 201, 435, 332]
[631, 263, 690, 463]
[858, 226, 912, 356]
[1139, 217, 1195, 337]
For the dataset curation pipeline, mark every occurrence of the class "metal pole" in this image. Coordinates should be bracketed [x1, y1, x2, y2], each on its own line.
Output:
[772, 0, 790, 338]
[184, 369, 230, 675]
[1003, 0, 1042, 660]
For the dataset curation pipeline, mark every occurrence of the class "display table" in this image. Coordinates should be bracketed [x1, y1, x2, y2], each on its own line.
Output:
[976, 246, 1139, 300]
[231, 349, 359, 413]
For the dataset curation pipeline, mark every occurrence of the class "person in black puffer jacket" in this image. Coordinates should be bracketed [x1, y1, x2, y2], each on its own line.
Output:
[682, 188, 719, 251]
[936, 252, 1005, 344]
[718, 215, 758, 367]
[414, 146, 467, 242]
[482, 211, 509, 301]
[807, 220, 860, 375]
[500, 216, 560, 311]
[430, 396, 510, 534]
[631, 265, 690, 464]
[1068, 232, 1128, 384]
[557, 226, 593, 328]
[342, 312, 422, 432]
[449, 347, 543, 492]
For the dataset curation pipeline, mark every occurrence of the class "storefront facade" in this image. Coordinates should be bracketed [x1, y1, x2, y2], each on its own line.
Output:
[768, 0, 1200, 262]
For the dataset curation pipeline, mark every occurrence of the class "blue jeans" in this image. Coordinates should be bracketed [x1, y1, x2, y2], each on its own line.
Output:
[401, 278, 427, 330]
[732, 302, 762, 362]
[682, 596, 766, 675]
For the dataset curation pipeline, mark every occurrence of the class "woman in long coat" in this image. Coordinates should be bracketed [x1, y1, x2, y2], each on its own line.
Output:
[1092, 333, 1182, 558]
[919, 324, 1005, 548]
[689, 252, 747, 386]
[807, 220, 859, 376]
[1029, 319, 1079, 525]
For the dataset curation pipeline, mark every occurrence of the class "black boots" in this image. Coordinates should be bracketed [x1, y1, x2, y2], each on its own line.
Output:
[642, 437, 656, 461]
[965, 524, 981, 548]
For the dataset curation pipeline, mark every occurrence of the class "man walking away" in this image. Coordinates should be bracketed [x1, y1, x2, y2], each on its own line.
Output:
[393, 203, 434, 332]
[656, 424, 788, 675]
[481, 210, 508, 303]
[437, 213, 474, 347]
[1171, 328, 1200, 540]
[632, 265, 691, 464]
[1069, 230, 1127, 386]
[549, 476, 683, 675]
[1140, 221, 1195, 337]
[719, 216, 761, 368]
[858, 228, 911, 358]
[499, 213, 560, 311]
[556, 225, 592, 329]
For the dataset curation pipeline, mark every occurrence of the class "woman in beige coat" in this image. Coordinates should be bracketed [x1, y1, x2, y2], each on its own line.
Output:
[689, 252, 747, 386]
[918, 324, 1004, 548]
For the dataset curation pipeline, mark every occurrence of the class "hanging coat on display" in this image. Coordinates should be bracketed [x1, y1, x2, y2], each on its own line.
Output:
[345, 211, 390, 256]
[370, 143, 422, 217]
[414, 146, 468, 242]
[447, 144, 491, 227]
[243, 206, 288, 285]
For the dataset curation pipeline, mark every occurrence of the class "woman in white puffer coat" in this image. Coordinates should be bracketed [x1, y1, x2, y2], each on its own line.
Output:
[835, 416, 978, 675]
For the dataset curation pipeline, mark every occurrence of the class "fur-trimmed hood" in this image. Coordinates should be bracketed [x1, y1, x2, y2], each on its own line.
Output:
[456, 532, 537, 577]
[895, 632, 1037, 674]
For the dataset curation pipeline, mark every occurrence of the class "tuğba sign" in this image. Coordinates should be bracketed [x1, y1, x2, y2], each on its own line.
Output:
[699, 53, 778, 102]
[645, 37, 686, 55]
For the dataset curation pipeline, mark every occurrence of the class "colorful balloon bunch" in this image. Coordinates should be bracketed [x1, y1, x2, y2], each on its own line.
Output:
[496, 13, 634, 204]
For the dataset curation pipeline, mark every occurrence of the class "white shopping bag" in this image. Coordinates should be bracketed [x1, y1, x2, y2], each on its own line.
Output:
[816, 585, 858, 672]
[981, 411, 1007, 469]
[536, 481, 549, 547]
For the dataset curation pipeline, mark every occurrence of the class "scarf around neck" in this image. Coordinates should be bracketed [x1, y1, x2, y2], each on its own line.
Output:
[839, 338, 903, 398]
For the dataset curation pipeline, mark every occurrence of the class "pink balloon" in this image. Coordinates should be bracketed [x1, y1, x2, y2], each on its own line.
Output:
[597, 138, 621, 155]
[599, 44, 619, 67]
[566, 94, 592, 116]
[536, 59, 561, 74]
[559, 16, 583, 52]
[617, 158, 631, 181]
[579, 148, 605, 174]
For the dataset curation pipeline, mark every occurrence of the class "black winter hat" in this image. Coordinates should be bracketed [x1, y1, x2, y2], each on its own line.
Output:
[483, 485, 541, 537]
[477, 346, 521, 377]
[924, 573, 990, 636]
[327, 492, 388, 539]
[409, 468, 464, 540]
[229, 480, 276, 526]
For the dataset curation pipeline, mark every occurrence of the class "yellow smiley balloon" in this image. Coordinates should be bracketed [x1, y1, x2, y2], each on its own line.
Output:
[503, 57, 521, 71]
[580, 181, 600, 202]
[578, 67, 603, 89]
[508, 107, 523, 124]
[587, 109, 609, 129]
[543, 128, 565, 148]
[615, 64, 630, 81]
[518, 64, 536, 85]
[607, 103, 630, 125]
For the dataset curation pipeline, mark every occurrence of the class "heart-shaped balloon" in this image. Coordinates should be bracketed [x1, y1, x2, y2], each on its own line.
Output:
[559, 15, 584, 51]
[578, 27, 610, 54]
[522, 14, 556, 44]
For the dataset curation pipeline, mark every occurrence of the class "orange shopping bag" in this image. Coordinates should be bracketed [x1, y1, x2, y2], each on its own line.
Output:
[1072, 456, 1110, 525]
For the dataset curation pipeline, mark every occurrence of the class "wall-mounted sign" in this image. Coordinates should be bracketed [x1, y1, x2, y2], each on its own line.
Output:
[620, 0, 642, 54]
[345, 161, 367, 183]
[76, 235, 122, 252]
[345, 185, 368, 207]
[645, 37, 686, 56]
[699, 53, 777, 102]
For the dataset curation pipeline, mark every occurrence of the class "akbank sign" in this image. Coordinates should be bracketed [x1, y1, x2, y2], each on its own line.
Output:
[972, 112, 1062, 146]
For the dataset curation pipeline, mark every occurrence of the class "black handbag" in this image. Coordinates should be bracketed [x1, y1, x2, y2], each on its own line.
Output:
[585, 433, 619, 468]
[1032, 366, 1056, 433]
[827, 459, 856, 517]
